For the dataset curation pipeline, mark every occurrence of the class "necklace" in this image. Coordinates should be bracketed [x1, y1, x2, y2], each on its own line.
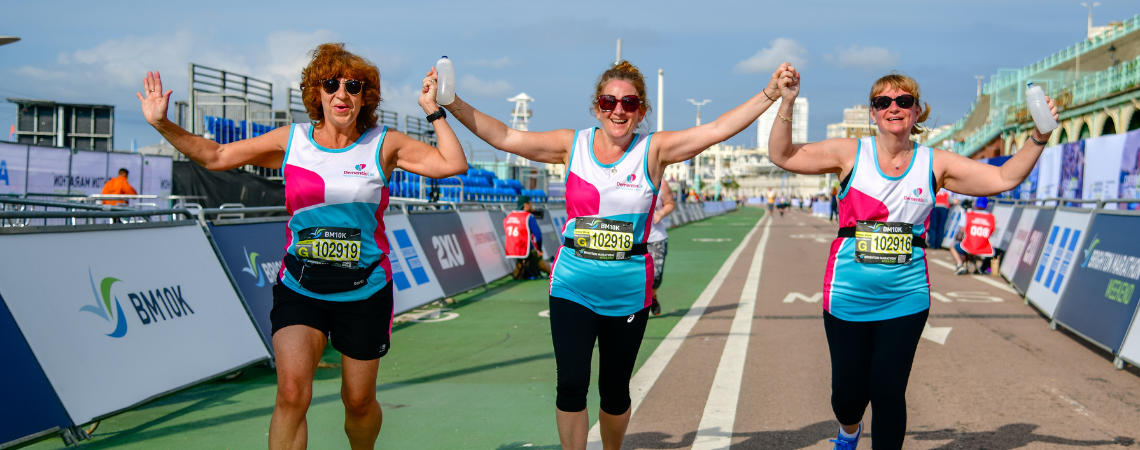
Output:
[888, 147, 913, 169]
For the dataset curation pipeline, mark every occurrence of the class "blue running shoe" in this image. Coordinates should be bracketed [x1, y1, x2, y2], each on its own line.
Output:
[829, 423, 861, 450]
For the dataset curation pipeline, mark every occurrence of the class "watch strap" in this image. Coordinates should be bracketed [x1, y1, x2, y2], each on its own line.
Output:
[426, 109, 447, 122]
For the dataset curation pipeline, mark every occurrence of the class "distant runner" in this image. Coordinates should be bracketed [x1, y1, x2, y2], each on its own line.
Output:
[647, 181, 676, 315]
[768, 72, 1057, 449]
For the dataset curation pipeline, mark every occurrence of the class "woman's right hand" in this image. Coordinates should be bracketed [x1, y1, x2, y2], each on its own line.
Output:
[136, 71, 172, 127]
[773, 63, 800, 101]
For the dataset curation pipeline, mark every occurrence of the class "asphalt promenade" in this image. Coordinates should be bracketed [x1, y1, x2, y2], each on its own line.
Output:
[26, 206, 1140, 449]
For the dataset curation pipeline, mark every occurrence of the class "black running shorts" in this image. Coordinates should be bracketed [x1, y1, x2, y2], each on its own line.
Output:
[270, 282, 394, 361]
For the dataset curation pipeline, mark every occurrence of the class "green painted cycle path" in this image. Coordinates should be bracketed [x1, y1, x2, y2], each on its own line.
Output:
[27, 207, 762, 450]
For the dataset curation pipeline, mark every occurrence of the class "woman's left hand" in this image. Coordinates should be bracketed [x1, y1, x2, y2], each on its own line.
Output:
[419, 67, 440, 114]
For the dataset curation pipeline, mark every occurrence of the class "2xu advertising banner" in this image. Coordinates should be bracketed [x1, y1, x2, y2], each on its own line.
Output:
[0, 142, 28, 196]
[408, 212, 485, 297]
[458, 211, 512, 283]
[1000, 207, 1040, 281]
[1053, 213, 1140, 353]
[207, 220, 288, 353]
[0, 223, 270, 425]
[1010, 208, 1057, 293]
[1024, 210, 1093, 318]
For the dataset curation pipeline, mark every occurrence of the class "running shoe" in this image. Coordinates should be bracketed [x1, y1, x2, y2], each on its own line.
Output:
[650, 297, 661, 316]
[954, 265, 967, 275]
[829, 423, 861, 450]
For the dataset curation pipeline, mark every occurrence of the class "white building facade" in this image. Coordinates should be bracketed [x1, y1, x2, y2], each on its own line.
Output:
[757, 97, 809, 149]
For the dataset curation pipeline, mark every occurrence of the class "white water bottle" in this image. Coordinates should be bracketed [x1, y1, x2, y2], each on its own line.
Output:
[435, 56, 456, 106]
[1025, 83, 1057, 134]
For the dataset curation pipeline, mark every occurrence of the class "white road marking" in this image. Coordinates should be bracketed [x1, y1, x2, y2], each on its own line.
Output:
[782, 292, 822, 303]
[538, 309, 550, 317]
[394, 308, 459, 323]
[694, 238, 733, 242]
[921, 322, 953, 345]
[691, 214, 771, 450]
[931, 292, 953, 303]
[928, 258, 1018, 294]
[585, 214, 766, 449]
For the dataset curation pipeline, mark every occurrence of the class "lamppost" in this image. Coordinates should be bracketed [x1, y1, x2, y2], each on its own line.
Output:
[687, 99, 710, 194]
[1076, 2, 1100, 80]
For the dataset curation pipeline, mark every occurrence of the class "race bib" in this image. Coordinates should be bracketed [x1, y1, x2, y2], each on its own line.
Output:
[854, 220, 913, 265]
[573, 217, 635, 261]
[295, 226, 362, 269]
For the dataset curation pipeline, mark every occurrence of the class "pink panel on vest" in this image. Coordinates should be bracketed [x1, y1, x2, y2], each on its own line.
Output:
[283, 164, 325, 214]
[839, 187, 889, 227]
[373, 189, 392, 282]
[565, 171, 600, 219]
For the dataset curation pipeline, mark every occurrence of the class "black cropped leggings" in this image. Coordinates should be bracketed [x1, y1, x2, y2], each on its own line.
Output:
[549, 296, 649, 415]
[823, 308, 929, 450]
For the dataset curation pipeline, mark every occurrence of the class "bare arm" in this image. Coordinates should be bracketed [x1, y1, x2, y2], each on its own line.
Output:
[653, 181, 675, 224]
[385, 68, 469, 179]
[937, 98, 1058, 196]
[651, 63, 792, 170]
[441, 93, 573, 165]
[138, 71, 285, 171]
[767, 69, 854, 176]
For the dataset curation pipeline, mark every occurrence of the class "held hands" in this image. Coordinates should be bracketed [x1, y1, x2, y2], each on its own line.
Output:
[773, 63, 800, 101]
[137, 71, 172, 127]
[419, 67, 441, 115]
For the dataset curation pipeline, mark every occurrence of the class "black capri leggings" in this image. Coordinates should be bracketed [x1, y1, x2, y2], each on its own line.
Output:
[549, 296, 649, 415]
[823, 308, 929, 450]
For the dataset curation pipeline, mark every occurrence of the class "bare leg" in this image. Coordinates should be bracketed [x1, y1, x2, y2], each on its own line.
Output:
[840, 422, 860, 435]
[555, 408, 589, 450]
[599, 407, 631, 450]
[269, 326, 327, 450]
[341, 354, 383, 450]
[949, 244, 964, 265]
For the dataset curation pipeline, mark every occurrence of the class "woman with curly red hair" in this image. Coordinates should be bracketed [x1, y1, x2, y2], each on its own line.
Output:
[438, 60, 796, 450]
[138, 42, 466, 449]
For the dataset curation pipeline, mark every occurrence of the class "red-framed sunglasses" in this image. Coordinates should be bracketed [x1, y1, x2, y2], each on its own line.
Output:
[597, 94, 641, 112]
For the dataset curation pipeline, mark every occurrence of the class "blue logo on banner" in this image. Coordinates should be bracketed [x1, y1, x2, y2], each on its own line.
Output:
[1035, 226, 1081, 294]
[241, 246, 266, 287]
[1081, 235, 1100, 268]
[390, 229, 431, 291]
[79, 268, 128, 338]
[0, 160, 8, 186]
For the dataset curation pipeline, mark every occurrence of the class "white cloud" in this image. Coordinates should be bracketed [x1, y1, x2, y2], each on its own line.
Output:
[459, 74, 513, 98]
[734, 38, 808, 74]
[467, 57, 514, 69]
[14, 66, 68, 80]
[822, 45, 899, 71]
[379, 83, 426, 119]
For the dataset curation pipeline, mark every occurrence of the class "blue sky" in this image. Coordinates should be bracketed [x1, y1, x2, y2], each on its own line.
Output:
[1, 1, 1136, 153]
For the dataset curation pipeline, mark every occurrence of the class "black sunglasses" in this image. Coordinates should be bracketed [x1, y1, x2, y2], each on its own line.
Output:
[870, 94, 916, 110]
[597, 94, 641, 112]
[318, 78, 364, 95]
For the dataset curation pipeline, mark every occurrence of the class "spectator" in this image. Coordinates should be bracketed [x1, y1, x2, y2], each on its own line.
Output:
[100, 168, 137, 206]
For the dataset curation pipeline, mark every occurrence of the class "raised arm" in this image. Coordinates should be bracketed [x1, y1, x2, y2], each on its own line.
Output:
[138, 71, 286, 171]
[767, 70, 853, 176]
[650, 63, 794, 171]
[653, 181, 675, 223]
[385, 68, 469, 179]
[936, 97, 1057, 196]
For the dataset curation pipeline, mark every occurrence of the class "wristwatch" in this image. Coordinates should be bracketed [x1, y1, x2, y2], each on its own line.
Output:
[426, 109, 447, 122]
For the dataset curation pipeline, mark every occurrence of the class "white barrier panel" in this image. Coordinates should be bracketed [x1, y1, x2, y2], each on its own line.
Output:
[1036, 145, 1062, 203]
[26, 146, 71, 194]
[989, 204, 1015, 250]
[1024, 209, 1093, 317]
[141, 155, 173, 198]
[458, 210, 512, 283]
[107, 153, 143, 194]
[1120, 311, 1140, 367]
[0, 223, 269, 425]
[68, 150, 109, 196]
[1000, 207, 1040, 280]
[384, 213, 446, 314]
[0, 142, 27, 195]
[548, 209, 569, 234]
[1083, 134, 1126, 210]
[941, 206, 965, 249]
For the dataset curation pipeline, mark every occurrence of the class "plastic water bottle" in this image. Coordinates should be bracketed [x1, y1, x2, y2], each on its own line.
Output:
[1025, 83, 1057, 134]
[435, 56, 456, 106]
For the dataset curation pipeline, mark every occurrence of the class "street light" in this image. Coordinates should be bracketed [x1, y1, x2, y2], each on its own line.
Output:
[1076, 2, 1100, 80]
[0, 36, 20, 47]
[1080, 2, 1100, 37]
[687, 99, 711, 195]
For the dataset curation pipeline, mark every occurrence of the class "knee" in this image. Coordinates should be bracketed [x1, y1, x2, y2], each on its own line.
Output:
[556, 376, 589, 413]
[276, 379, 312, 413]
[341, 390, 377, 417]
[597, 385, 630, 416]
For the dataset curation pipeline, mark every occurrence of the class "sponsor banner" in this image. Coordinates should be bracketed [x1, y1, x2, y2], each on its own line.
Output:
[457, 211, 512, 283]
[1019, 163, 1039, 200]
[207, 220, 287, 354]
[1000, 207, 1040, 280]
[1120, 129, 1140, 210]
[0, 296, 73, 446]
[141, 155, 173, 198]
[1024, 210, 1093, 317]
[998, 206, 1024, 251]
[0, 142, 28, 195]
[384, 213, 446, 314]
[548, 208, 569, 234]
[941, 206, 966, 249]
[407, 212, 486, 297]
[1119, 304, 1140, 366]
[1060, 141, 1085, 205]
[1010, 208, 1056, 293]
[1083, 134, 1126, 209]
[26, 145, 71, 194]
[1036, 145, 1063, 203]
[0, 224, 270, 424]
[107, 153, 143, 196]
[68, 150, 109, 196]
[487, 210, 509, 252]
[535, 210, 561, 257]
[1053, 213, 1140, 353]
[989, 204, 1015, 250]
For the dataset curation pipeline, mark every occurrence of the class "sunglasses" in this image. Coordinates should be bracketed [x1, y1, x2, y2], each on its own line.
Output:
[318, 79, 364, 95]
[597, 94, 641, 112]
[870, 94, 916, 110]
